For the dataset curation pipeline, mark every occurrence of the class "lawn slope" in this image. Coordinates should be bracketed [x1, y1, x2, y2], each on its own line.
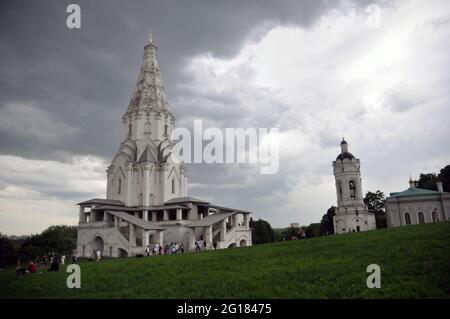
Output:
[1, 222, 449, 298]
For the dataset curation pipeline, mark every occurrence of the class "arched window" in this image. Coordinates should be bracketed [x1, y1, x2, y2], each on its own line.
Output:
[349, 181, 356, 200]
[432, 209, 439, 222]
[118, 179, 122, 195]
[337, 181, 343, 201]
[128, 123, 132, 136]
[171, 178, 175, 194]
[404, 213, 411, 225]
[418, 212, 425, 224]
[164, 124, 168, 136]
[356, 226, 361, 232]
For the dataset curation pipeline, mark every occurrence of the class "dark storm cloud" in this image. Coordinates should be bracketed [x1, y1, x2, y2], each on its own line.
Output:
[2, 0, 402, 233]
[0, 0, 376, 160]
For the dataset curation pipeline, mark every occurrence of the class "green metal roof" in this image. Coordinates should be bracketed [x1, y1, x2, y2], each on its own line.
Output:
[389, 187, 445, 198]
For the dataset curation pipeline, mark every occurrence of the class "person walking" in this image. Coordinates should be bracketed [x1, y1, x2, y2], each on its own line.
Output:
[195, 240, 201, 253]
[95, 249, 101, 262]
[60, 255, 66, 265]
[145, 245, 150, 257]
[71, 250, 78, 264]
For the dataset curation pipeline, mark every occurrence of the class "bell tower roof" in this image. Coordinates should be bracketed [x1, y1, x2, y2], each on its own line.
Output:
[125, 32, 172, 117]
[336, 138, 354, 160]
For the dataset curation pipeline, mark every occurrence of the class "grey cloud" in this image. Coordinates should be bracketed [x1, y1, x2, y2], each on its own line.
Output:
[0, 0, 376, 159]
[383, 82, 427, 113]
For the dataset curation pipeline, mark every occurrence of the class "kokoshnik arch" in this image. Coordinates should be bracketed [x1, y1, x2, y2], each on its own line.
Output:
[76, 33, 252, 258]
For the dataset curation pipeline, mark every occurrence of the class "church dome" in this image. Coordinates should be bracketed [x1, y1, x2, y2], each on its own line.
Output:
[336, 152, 355, 160]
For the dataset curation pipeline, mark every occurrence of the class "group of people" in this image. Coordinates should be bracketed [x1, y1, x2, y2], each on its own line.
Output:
[144, 242, 185, 256]
[16, 252, 67, 276]
[15, 260, 37, 276]
[88, 249, 101, 262]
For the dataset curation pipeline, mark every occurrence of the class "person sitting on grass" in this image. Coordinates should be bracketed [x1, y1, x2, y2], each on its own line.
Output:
[27, 261, 37, 274]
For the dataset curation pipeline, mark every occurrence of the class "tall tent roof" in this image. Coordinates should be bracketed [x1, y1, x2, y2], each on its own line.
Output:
[125, 32, 172, 116]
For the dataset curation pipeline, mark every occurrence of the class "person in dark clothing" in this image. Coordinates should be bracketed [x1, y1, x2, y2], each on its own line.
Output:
[48, 258, 60, 272]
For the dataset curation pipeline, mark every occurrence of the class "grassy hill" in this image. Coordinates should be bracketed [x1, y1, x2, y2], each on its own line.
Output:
[1, 222, 449, 298]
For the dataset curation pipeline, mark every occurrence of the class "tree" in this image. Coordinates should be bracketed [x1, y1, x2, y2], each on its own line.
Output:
[320, 206, 336, 235]
[303, 223, 322, 238]
[18, 225, 77, 260]
[364, 191, 387, 229]
[0, 236, 16, 268]
[439, 165, 450, 192]
[417, 173, 438, 191]
[249, 218, 275, 244]
[274, 228, 293, 241]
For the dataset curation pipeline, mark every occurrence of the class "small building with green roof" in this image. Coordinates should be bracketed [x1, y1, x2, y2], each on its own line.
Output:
[385, 179, 450, 227]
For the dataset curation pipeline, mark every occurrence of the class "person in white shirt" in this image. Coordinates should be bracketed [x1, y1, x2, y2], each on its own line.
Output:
[60, 255, 65, 265]
[95, 249, 101, 262]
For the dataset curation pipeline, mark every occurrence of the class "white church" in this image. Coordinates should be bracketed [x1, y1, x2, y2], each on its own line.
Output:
[76, 34, 252, 258]
[332, 139, 377, 234]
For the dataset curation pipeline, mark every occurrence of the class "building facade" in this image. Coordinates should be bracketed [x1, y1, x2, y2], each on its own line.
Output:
[77, 34, 252, 258]
[385, 179, 450, 227]
[332, 139, 376, 234]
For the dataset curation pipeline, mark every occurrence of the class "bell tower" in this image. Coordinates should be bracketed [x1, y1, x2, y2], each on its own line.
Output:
[332, 139, 376, 234]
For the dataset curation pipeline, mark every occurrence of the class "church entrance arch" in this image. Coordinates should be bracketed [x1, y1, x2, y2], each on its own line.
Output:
[92, 236, 104, 254]
[118, 248, 128, 258]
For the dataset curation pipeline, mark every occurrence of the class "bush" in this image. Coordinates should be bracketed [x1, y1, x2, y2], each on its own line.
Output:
[0, 237, 16, 268]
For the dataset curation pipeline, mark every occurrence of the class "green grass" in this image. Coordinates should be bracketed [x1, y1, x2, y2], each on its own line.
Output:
[1, 222, 449, 298]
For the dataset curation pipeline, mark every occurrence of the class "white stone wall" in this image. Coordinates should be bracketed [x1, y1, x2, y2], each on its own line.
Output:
[333, 212, 376, 234]
[77, 225, 131, 258]
[386, 195, 450, 227]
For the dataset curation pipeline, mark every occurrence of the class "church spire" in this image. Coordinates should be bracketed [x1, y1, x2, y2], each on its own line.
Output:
[147, 31, 153, 45]
[125, 32, 171, 116]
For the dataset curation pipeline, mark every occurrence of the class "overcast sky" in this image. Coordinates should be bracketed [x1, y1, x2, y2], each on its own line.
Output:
[1, 0, 449, 235]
